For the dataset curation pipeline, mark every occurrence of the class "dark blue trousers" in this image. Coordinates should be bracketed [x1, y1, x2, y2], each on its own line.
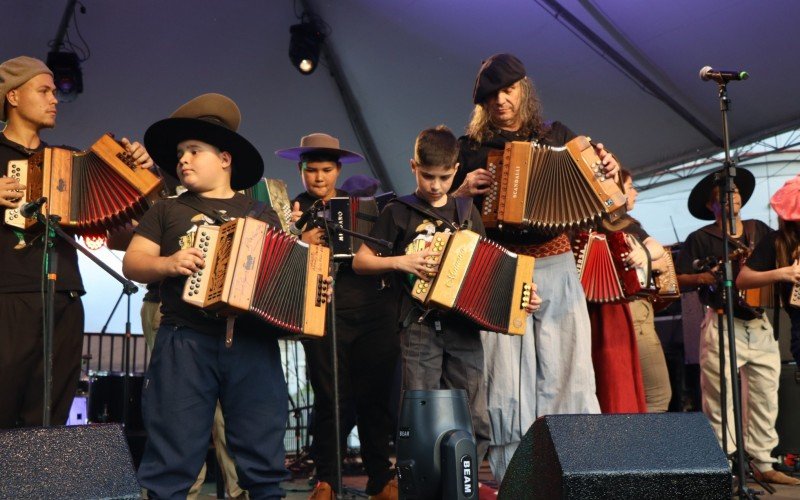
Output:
[137, 325, 289, 499]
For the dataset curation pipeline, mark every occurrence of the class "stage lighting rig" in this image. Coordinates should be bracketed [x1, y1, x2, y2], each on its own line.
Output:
[289, 13, 328, 75]
[46, 51, 83, 100]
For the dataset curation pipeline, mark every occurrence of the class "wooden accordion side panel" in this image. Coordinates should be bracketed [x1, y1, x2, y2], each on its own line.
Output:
[427, 230, 480, 310]
[508, 254, 536, 335]
[498, 142, 533, 226]
[90, 134, 162, 198]
[481, 149, 504, 229]
[182, 223, 227, 309]
[223, 218, 268, 313]
[43, 147, 75, 225]
[303, 243, 330, 337]
[653, 249, 680, 300]
[3, 157, 41, 230]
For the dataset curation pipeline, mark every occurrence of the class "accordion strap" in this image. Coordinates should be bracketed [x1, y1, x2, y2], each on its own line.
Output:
[175, 193, 231, 225]
[391, 194, 472, 231]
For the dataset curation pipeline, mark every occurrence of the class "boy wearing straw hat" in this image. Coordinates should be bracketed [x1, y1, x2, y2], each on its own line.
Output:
[123, 93, 291, 498]
[277, 133, 400, 500]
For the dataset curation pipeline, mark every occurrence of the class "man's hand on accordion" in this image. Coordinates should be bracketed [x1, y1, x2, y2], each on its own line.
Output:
[593, 143, 620, 180]
[453, 168, 493, 198]
[163, 247, 206, 277]
[0, 176, 25, 208]
[395, 249, 441, 281]
[120, 137, 154, 170]
[524, 283, 542, 315]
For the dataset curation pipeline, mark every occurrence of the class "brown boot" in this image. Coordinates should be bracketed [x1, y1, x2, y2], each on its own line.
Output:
[309, 481, 336, 500]
[754, 468, 800, 486]
[369, 478, 398, 500]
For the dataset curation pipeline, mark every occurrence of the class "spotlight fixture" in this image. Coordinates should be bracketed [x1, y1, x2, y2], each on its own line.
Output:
[289, 18, 325, 75]
[46, 51, 83, 101]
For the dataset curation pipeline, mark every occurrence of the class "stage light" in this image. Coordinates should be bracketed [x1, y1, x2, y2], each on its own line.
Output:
[396, 389, 477, 499]
[289, 20, 324, 75]
[46, 51, 83, 102]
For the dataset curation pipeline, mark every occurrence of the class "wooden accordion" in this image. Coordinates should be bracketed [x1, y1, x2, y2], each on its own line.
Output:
[4, 134, 162, 235]
[182, 217, 330, 337]
[241, 178, 293, 234]
[328, 192, 395, 258]
[573, 231, 652, 303]
[651, 248, 681, 308]
[482, 136, 626, 232]
[408, 230, 535, 335]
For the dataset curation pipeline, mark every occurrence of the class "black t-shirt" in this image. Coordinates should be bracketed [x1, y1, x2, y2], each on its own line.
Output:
[745, 231, 793, 311]
[454, 121, 577, 246]
[366, 193, 486, 326]
[293, 190, 398, 313]
[134, 191, 283, 336]
[0, 134, 84, 293]
[676, 220, 771, 304]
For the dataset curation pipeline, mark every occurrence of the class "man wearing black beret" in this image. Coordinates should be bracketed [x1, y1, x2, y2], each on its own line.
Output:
[451, 53, 618, 483]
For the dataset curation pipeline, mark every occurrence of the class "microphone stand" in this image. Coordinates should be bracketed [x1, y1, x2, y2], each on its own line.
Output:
[712, 82, 762, 499]
[33, 207, 138, 429]
[314, 214, 392, 500]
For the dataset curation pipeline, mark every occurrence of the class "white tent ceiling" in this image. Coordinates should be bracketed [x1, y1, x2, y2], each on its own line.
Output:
[4, 0, 800, 197]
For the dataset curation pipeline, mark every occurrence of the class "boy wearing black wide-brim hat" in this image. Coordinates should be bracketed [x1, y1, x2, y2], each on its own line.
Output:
[676, 169, 796, 485]
[123, 93, 291, 498]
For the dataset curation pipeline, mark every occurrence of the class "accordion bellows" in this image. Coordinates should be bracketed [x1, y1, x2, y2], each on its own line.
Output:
[482, 136, 626, 232]
[573, 231, 653, 303]
[409, 230, 534, 335]
[182, 217, 330, 337]
[4, 134, 162, 235]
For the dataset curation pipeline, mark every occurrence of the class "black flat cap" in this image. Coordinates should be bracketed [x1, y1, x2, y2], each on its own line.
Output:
[472, 53, 527, 104]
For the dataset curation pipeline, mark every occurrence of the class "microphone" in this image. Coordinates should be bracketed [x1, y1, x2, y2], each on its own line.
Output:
[289, 200, 322, 237]
[19, 196, 47, 219]
[699, 66, 749, 83]
[693, 256, 719, 272]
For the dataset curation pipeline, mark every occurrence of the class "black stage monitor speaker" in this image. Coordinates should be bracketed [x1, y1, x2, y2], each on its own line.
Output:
[499, 413, 730, 500]
[0, 423, 139, 499]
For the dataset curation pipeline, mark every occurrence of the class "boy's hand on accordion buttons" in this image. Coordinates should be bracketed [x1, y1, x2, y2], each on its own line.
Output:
[594, 143, 620, 179]
[163, 247, 205, 277]
[0, 177, 25, 208]
[524, 283, 542, 314]
[120, 137, 154, 170]
[397, 250, 440, 281]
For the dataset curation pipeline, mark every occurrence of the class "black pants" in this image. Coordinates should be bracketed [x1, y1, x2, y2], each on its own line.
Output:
[0, 292, 84, 428]
[304, 305, 400, 495]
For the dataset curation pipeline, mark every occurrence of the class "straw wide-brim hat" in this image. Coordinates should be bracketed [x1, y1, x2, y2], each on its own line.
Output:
[687, 168, 755, 220]
[144, 93, 263, 190]
[275, 132, 364, 164]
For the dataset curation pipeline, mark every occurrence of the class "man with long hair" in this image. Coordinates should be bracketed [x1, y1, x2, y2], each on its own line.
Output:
[451, 53, 617, 482]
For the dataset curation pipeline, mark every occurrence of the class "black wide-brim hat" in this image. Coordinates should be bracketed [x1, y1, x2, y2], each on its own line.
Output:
[688, 168, 756, 220]
[144, 94, 263, 190]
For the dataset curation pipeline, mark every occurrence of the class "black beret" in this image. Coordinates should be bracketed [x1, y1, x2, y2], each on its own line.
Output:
[472, 53, 527, 104]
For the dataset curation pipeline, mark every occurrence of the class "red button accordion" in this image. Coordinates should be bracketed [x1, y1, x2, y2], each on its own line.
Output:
[4, 134, 162, 235]
[482, 136, 626, 232]
[408, 230, 535, 335]
[573, 231, 653, 303]
[182, 217, 330, 338]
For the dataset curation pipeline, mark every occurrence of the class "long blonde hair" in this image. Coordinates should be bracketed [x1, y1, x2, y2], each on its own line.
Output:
[465, 77, 546, 144]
